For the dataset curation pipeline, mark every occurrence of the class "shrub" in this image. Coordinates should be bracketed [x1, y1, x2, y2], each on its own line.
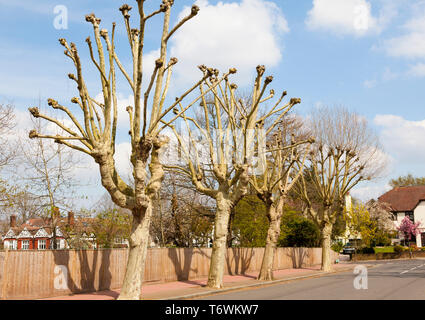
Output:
[279, 216, 321, 248]
[360, 247, 375, 254]
[410, 244, 419, 252]
[394, 245, 404, 253]
[233, 195, 268, 247]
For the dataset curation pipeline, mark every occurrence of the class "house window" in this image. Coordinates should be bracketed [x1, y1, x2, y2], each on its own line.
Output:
[22, 240, 30, 250]
[38, 239, 46, 250]
[48, 239, 64, 249]
[406, 211, 414, 222]
[3, 240, 17, 250]
[114, 238, 125, 245]
[391, 213, 397, 221]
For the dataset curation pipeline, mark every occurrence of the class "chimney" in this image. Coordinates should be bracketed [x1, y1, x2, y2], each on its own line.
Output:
[68, 211, 75, 226]
[10, 215, 16, 228]
[345, 193, 352, 213]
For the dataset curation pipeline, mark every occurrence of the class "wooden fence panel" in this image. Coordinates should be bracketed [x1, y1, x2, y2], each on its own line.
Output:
[0, 247, 330, 299]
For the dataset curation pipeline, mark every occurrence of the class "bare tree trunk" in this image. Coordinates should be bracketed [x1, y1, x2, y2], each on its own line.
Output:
[321, 220, 333, 272]
[158, 195, 165, 247]
[258, 200, 283, 281]
[207, 193, 231, 289]
[118, 138, 165, 300]
[52, 223, 57, 250]
[117, 204, 152, 300]
[226, 207, 235, 248]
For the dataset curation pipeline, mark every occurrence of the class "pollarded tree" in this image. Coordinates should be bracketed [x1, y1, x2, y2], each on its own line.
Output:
[294, 106, 386, 271]
[167, 65, 302, 288]
[252, 119, 313, 281]
[27, 1, 229, 300]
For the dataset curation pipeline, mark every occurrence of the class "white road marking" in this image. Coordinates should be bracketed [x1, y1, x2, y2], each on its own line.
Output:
[400, 263, 425, 274]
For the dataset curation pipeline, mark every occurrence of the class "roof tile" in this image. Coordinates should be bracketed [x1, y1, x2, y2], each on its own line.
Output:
[378, 186, 425, 212]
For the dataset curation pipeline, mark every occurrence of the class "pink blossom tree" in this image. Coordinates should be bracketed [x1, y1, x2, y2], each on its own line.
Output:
[397, 216, 421, 248]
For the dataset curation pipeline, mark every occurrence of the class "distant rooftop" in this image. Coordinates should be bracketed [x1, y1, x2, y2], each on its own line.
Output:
[378, 185, 425, 212]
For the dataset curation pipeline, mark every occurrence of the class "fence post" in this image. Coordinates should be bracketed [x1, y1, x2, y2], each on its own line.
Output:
[1, 249, 9, 300]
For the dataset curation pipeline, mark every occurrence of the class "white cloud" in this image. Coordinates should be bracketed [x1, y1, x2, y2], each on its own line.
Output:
[407, 62, 425, 77]
[363, 67, 400, 88]
[169, 0, 289, 87]
[374, 114, 425, 163]
[382, 7, 425, 59]
[382, 67, 399, 81]
[114, 142, 133, 182]
[351, 183, 392, 201]
[384, 32, 425, 59]
[363, 79, 377, 88]
[305, 0, 385, 36]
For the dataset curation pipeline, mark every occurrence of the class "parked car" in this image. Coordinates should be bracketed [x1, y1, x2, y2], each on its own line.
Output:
[342, 243, 357, 255]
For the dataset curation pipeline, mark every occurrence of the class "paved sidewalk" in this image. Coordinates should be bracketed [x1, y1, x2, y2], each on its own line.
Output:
[40, 263, 356, 300]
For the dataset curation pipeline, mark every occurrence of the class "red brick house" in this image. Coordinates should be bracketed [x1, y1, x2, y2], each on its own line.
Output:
[2, 215, 67, 250]
[1, 212, 129, 250]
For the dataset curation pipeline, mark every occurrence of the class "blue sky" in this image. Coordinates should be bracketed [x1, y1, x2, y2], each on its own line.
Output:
[1, 0, 425, 205]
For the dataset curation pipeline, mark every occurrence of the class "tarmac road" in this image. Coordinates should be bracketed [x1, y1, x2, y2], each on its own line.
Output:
[199, 259, 425, 300]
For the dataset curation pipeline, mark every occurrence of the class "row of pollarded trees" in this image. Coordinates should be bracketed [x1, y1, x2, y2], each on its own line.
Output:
[27, 1, 385, 299]
[164, 63, 316, 286]
[166, 101, 385, 279]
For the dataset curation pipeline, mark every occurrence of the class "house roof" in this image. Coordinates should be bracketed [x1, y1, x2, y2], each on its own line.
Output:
[378, 186, 425, 212]
[2, 216, 68, 240]
[23, 218, 46, 228]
